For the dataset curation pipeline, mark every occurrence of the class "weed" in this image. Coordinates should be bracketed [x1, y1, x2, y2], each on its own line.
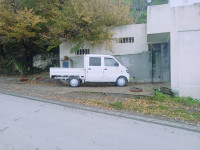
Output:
[77, 91, 200, 124]
[152, 91, 200, 106]
[97, 92, 106, 96]
[172, 96, 200, 106]
[109, 102, 123, 109]
[150, 90, 171, 102]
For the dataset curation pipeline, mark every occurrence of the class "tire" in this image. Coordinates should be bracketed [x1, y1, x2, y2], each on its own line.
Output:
[68, 77, 80, 87]
[116, 76, 127, 87]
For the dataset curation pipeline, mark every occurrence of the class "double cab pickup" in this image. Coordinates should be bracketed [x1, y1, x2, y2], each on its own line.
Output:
[50, 54, 130, 87]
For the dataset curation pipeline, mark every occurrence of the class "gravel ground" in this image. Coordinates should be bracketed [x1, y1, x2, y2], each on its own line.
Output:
[0, 72, 169, 103]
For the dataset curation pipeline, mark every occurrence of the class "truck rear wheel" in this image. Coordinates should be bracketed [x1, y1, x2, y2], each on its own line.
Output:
[116, 76, 127, 87]
[69, 77, 80, 87]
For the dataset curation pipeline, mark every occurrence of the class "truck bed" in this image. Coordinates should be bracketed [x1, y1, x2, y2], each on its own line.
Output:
[50, 67, 85, 79]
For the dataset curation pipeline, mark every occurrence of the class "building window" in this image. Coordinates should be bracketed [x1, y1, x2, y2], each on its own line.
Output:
[117, 37, 134, 43]
[75, 49, 90, 55]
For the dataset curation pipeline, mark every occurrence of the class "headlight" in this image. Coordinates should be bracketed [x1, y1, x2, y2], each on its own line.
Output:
[126, 70, 129, 73]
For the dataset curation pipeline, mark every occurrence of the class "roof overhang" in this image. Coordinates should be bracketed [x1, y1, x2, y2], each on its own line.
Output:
[147, 32, 170, 44]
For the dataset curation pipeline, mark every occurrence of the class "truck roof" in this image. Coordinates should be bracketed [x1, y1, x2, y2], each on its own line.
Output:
[85, 54, 114, 57]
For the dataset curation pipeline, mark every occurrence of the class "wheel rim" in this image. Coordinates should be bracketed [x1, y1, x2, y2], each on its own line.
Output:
[118, 78, 125, 86]
[70, 79, 78, 86]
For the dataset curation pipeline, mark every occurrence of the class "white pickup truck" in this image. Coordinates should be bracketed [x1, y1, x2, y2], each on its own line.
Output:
[50, 54, 130, 87]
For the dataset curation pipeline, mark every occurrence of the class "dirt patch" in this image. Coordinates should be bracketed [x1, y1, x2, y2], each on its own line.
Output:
[0, 72, 164, 101]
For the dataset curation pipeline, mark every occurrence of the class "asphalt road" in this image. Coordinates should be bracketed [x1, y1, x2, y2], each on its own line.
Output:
[0, 94, 200, 150]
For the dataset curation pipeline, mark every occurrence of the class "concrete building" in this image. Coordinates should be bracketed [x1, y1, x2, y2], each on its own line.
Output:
[169, 0, 200, 7]
[147, 0, 200, 99]
[60, 0, 200, 99]
[60, 24, 155, 83]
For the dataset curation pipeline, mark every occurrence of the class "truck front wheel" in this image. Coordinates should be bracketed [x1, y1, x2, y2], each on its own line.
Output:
[69, 78, 80, 87]
[116, 76, 127, 87]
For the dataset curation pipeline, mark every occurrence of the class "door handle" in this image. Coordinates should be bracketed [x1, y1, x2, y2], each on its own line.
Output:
[104, 68, 107, 70]
[88, 68, 91, 70]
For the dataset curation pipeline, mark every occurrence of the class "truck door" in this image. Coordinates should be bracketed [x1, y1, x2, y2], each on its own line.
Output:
[103, 57, 121, 82]
[86, 56, 104, 82]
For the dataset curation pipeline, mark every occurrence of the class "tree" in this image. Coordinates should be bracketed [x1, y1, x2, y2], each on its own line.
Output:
[126, 0, 148, 23]
[126, 0, 169, 24]
[0, 0, 133, 75]
[41, 0, 133, 53]
[0, 0, 48, 74]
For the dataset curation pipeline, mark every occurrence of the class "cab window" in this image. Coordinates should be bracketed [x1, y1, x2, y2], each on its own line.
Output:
[104, 58, 119, 67]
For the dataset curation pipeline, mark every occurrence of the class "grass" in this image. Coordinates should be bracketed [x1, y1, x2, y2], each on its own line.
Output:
[109, 102, 123, 109]
[77, 91, 200, 125]
[136, 10, 147, 24]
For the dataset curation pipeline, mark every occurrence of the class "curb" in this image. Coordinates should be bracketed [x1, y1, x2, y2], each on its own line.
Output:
[71, 91, 152, 98]
[0, 91, 200, 133]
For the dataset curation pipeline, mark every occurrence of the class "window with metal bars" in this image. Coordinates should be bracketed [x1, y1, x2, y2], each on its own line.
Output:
[75, 49, 90, 55]
[117, 37, 134, 43]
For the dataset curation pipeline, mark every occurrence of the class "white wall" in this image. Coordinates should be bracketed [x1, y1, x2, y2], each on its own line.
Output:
[60, 24, 148, 67]
[178, 30, 200, 99]
[170, 0, 200, 7]
[147, 4, 172, 34]
[147, 2, 200, 99]
[147, 3, 200, 34]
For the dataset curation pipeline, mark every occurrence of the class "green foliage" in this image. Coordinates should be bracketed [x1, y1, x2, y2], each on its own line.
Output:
[151, 90, 171, 102]
[152, 91, 200, 106]
[109, 102, 123, 109]
[172, 96, 200, 107]
[71, 42, 83, 54]
[125, 0, 168, 24]
[136, 10, 147, 24]
[0, 0, 132, 75]
[0, 57, 15, 75]
[0, 0, 50, 75]
[125, 0, 147, 24]
[152, 0, 168, 5]
[49, 0, 133, 52]
[13, 58, 23, 75]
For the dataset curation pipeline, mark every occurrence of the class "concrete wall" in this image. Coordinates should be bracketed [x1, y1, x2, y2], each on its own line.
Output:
[169, 0, 200, 7]
[115, 53, 152, 82]
[147, 4, 172, 34]
[147, 3, 200, 34]
[177, 30, 200, 99]
[170, 4, 200, 99]
[60, 24, 148, 67]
